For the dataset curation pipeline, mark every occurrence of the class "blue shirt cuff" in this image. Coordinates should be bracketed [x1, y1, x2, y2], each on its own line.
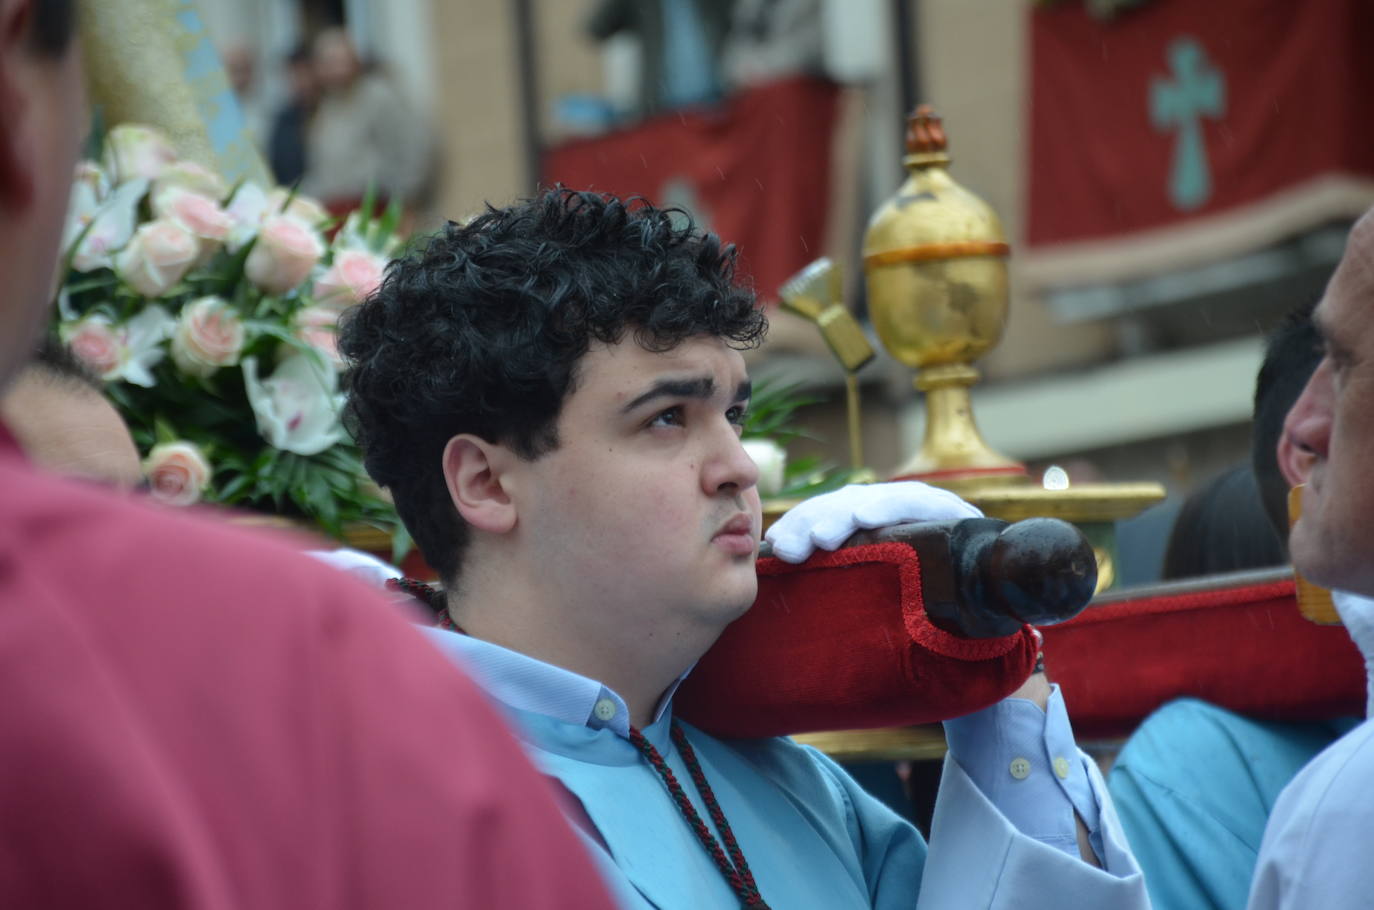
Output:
[942, 683, 1104, 860]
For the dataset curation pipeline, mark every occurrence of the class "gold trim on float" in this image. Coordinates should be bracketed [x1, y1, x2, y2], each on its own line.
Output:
[792, 725, 948, 762]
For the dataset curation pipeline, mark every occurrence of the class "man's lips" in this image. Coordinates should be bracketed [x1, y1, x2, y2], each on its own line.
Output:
[712, 514, 758, 555]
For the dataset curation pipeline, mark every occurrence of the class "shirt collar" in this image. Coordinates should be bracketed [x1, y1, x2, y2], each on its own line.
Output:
[420, 627, 688, 739]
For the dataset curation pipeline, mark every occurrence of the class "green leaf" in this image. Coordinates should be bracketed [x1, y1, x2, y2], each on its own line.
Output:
[361, 180, 380, 224]
[153, 417, 179, 445]
[216, 473, 253, 502]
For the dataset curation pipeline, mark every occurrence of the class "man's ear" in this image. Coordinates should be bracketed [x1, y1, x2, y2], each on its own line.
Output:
[442, 434, 518, 534]
[0, 0, 36, 210]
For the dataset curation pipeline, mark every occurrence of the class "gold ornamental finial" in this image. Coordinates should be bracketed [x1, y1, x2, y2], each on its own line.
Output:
[904, 104, 951, 167]
[862, 105, 1023, 488]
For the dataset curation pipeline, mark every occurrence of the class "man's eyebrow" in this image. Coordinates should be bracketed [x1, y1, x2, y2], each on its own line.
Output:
[621, 376, 716, 413]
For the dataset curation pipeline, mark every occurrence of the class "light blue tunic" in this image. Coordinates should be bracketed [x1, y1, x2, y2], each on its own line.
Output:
[1109, 699, 1353, 910]
[423, 628, 1150, 909]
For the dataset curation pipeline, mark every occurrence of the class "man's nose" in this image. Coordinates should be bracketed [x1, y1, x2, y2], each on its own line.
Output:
[703, 426, 760, 495]
[1285, 359, 1334, 464]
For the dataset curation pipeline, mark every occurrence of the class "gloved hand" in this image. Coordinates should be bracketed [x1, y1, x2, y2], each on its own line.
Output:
[1333, 589, 1374, 717]
[764, 481, 983, 564]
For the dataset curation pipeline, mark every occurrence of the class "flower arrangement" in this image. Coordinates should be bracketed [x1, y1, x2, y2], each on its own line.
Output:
[55, 123, 407, 554]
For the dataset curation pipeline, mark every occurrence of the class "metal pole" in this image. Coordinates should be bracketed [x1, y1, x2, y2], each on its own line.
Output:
[511, 0, 543, 192]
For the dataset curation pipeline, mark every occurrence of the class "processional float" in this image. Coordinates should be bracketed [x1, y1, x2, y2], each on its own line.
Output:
[677, 107, 1364, 749]
[88, 1, 1363, 744]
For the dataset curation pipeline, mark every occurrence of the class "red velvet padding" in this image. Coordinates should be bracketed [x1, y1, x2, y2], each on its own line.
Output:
[1042, 579, 1366, 739]
[675, 543, 1038, 738]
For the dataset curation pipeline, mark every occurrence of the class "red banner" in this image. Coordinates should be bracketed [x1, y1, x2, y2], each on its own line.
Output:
[542, 76, 840, 302]
[1025, 0, 1374, 285]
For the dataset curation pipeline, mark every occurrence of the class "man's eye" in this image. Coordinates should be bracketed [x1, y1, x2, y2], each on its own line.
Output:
[726, 405, 748, 426]
[649, 407, 683, 428]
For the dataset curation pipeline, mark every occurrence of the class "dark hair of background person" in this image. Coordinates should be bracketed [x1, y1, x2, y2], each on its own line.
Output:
[286, 39, 311, 67]
[339, 187, 767, 585]
[27, 0, 77, 56]
[1161, 464, 1286, 579]
[1251, 297, 1322, 541]
[30, 334, 101, 391]
[1161, 299, 1323, 580]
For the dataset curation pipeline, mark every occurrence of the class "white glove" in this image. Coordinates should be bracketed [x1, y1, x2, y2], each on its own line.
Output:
[1332, 589, 1374, 717]
[764, 481, 983, 564]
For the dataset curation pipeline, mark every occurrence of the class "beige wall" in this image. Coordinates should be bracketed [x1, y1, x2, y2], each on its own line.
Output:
[426, 1, 620, 222]
[429, 1, 529, 223]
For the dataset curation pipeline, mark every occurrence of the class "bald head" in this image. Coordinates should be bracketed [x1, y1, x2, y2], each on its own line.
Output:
[1287, 207, 1374, 594]
[0, 355, 143, 489]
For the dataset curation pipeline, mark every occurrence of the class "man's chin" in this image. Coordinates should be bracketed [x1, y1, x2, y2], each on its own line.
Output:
[1291, 522, 1371, 595]
[1289, 520, 1329, 582]
[716, 576, 759, 622]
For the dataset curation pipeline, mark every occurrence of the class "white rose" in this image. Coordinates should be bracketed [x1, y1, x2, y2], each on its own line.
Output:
[102, 124, 178, 185]
[265, 187, 329, 227]
[64, 168, 145, 273]
[143, 441, 212, 506]
[742, 438, 787, 497]
[244, 214, 324, 296]
[243, 353, 347, 456]
[116, 219, 199, 298]
[170, 296, 245, 377]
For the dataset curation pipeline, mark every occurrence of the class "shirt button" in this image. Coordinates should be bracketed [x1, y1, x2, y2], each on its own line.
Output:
[1009, 757, 1031, 780]
[593, 698, 617, 722]
[1053, 756, 1071, 779]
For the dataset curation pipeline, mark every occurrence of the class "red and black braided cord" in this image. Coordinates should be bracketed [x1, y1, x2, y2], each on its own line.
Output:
[413, 577, 769, 907]
[629, 723, 770, 909]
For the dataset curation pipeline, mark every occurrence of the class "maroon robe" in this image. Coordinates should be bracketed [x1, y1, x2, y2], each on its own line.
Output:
[0, 426, 614, 909]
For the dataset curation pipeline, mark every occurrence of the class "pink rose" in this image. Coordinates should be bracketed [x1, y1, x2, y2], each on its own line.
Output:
[116, 219, 199, 298]
[313, 249, 386, 311]
[152, 161, 227, 203]
[293, 305, 344, 368]
[64, 315, 124, 379]
[170, 296, 245, 377]
[143, 441, 212, 506]
[152, 187, 234, 261]
[265, 188, 329, 227]
[102, 124, 178, 185]
[245, 214, 324, 295]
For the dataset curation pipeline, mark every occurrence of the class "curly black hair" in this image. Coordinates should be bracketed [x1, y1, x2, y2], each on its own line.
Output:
[339, 188, 767, 584]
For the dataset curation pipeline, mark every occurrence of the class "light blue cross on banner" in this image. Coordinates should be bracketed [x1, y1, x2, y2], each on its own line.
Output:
[1150, 37, 1225, 211]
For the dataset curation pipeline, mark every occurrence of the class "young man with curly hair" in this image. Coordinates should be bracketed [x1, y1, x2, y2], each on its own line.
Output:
[340, 188, 1151, 909]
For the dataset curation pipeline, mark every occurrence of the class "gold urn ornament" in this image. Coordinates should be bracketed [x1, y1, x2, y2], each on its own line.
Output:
[863, 105, 1024, 487]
